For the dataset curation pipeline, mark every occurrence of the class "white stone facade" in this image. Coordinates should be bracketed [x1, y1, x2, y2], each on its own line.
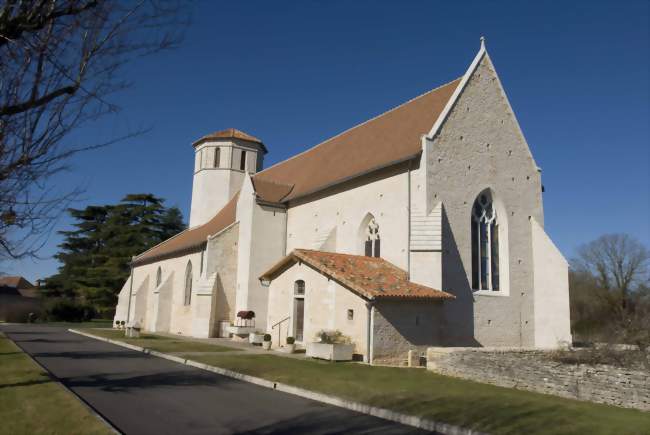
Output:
[114, 42, 571, 363]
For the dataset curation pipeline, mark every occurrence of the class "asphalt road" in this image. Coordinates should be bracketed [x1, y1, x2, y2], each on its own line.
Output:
[1, 324, 429, 435]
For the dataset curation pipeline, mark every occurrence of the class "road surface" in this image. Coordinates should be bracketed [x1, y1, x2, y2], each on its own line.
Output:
[1, 324, 429, 434]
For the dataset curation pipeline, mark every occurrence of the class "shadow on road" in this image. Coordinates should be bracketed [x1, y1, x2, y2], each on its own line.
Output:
[63, 368, 239, 393]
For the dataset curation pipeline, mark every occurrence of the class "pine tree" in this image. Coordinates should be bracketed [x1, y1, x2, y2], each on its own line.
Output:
[44, 194, 186, 316]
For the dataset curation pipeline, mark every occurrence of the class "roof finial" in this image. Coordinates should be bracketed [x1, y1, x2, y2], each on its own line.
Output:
[480, 36, 486, 49]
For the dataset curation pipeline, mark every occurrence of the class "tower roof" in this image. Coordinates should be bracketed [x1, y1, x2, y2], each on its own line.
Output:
[193, 128, 267, 153]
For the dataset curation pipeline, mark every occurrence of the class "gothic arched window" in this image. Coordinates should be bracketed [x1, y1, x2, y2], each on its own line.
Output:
[471, 191, 499, 291]
[184, 261, 193, 305]
[156, 267, 162, 288]
[364, 218, 381, 258]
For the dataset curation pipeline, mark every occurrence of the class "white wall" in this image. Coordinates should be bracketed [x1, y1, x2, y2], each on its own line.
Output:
[236, 176, 287, 331]
[190, 167, 243, 228]
[122, 250, 204, 336]
[113, 277, 131, 325]
[151, 270, 174, 332]
[266, 261, 369, 356]
[286, 165, 410, 271]
[531, 218, 572, 348]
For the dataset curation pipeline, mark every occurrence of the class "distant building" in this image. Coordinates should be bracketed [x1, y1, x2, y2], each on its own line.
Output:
[0, 276, 41, 322]
[114, 40, 571, 364]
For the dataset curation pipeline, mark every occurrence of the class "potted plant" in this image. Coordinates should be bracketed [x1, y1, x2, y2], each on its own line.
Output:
[120, 320, 126, 330]
[262, 333, 272, 350]
[285, 336, 295, 353]
[306, 330, 354, 361]
[227, 311, 257, 337]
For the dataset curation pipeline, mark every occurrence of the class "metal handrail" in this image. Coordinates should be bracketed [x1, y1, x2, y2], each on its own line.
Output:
[271, 316, 290, 345]
[271, 316, 290, 329]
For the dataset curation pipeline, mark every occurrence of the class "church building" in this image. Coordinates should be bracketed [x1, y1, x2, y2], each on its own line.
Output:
[114, 40, 571, 364]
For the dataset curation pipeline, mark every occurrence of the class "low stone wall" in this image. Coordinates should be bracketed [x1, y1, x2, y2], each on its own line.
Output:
[426, 347, 649, 411]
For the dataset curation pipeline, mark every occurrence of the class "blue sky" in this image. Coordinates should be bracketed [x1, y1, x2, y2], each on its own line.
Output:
[5, 0, 649, 282]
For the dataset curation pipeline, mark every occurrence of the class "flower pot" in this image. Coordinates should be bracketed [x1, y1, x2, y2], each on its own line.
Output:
[284, 343, 295, 353]
[262, 341, 272, 350]
[227, 325, 256, 336]
[306, 342, 354, 361]
[249, 333, 265, 344]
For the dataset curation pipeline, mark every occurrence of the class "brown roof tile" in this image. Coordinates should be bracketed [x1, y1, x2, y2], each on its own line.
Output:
[253, 78, 461, 203]
[193, 128, 266, 151]
[260, 249, 454, 301]
[251, 178, 294, 204]
[132, 192, 240, 266]
[0, 276, 34, 290]
[132, 78, 460, 264]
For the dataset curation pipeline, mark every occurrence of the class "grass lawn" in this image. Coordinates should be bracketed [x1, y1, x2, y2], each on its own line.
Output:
[78, 328, 239, 353]
[0, 333, 112, 435]
[180, 353, 650, 435]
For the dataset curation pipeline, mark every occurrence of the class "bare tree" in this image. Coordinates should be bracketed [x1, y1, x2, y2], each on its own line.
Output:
[572, 234, 650, 366]
[573, 234, 650, 311]
[0, 0, 188, 259]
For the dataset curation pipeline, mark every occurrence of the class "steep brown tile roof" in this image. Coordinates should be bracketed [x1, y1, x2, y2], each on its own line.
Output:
[260, 249, 454, 301]
[131, 77, 460, 265]
[132, 193, 240, 266]
[193, 128, 267, 152]
[0, 276, 34, 289]
[253, 78, 461, 203]
[251, 178, 294, 204]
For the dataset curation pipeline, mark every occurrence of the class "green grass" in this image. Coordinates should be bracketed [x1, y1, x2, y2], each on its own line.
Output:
[180, 353, 650, 435]
[0, 333, 112, 435]
[78, 328, 239, 353]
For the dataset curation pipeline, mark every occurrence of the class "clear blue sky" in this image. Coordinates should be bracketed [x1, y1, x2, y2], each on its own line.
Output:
[6, 0, 649, 282]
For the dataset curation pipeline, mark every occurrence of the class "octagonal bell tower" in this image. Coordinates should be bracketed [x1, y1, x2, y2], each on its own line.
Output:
[189, 128, 267, 227]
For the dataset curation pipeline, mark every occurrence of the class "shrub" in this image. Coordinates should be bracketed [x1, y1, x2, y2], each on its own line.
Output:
[45, 298, 96, 322]
[286, 336, 295, 345]
[315, 329, 351, 344]
[263, 333, 272, 342]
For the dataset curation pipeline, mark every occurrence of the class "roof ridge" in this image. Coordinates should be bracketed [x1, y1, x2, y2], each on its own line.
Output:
[255, 76, 463, 177]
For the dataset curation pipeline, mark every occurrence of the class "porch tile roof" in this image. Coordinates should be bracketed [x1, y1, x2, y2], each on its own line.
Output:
[260, 249, 454, 301]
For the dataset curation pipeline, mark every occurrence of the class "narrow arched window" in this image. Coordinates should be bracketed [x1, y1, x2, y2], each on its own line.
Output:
[214, 147, 220, 168]
[156, 267, 162, 287]
[184, 261, 193, 305]
[294, 280, 305, 295]
[293, 280, 305, 342]
[239, 150, 246, 171]
[471, 191, 499, 291]
[364, 218, 380, 258]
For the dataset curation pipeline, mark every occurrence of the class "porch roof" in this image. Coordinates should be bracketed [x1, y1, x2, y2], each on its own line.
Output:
[259, 249, 454, 301]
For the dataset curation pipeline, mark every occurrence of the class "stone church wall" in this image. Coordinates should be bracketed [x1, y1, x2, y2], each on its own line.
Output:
[425, 53, 546, 347]
[426, 347, 650, 411]
[372, 300, 445, 365]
